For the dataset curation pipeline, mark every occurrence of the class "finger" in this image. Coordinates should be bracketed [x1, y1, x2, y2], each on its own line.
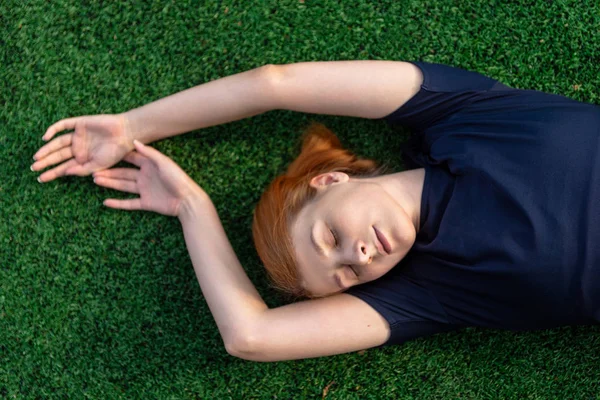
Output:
[133, 140, 166, 163]
[94, 177, 139, 194]
[43, 117, 81, 141]
[103, 198, 142, 211]
[31, 146, 73, 172]
[33, 133, 73, 162]
[123, 151, 146, 167]
[37, 159, 79, 183]
[93, 168, 138, 181]
[72, 120, 88, 165]
[63, 162, 99, 177]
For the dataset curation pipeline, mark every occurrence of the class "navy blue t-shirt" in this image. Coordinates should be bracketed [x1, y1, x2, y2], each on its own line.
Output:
[345, 61, 600, 346]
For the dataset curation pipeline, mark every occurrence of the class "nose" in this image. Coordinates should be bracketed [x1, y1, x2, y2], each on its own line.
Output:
[354, 240, 373, 265]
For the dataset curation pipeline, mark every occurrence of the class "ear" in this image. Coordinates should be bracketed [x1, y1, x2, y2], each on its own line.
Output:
[309, 171, 350, 190]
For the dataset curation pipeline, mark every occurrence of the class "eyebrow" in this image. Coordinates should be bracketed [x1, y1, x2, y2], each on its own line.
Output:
[310, 223, 326, 257]
[309, 224, 343, 291]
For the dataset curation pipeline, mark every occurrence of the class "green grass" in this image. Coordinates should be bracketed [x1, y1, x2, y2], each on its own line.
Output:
[3, 0, 600, 398]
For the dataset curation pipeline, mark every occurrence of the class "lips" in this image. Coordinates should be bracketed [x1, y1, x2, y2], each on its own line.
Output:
[373, 227, 391, 255]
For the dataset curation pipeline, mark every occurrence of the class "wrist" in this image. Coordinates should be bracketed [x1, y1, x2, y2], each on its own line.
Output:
[121, 109, 152, 145]
[177, 189, 213, 223]
[116, 112, 137, 153]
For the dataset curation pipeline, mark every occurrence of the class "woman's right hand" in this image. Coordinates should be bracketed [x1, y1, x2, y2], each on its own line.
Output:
[32, 113, 136, 182]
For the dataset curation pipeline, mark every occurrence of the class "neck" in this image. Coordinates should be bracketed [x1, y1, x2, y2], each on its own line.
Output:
[359, 168, 425, 233]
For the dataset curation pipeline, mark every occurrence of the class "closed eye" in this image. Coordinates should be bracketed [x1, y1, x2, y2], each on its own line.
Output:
[329, 227, 339, 248]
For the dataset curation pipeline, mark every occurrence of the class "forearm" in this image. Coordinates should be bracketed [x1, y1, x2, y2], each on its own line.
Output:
[124, 65, 279, 144]
[177, 193, 268, 349]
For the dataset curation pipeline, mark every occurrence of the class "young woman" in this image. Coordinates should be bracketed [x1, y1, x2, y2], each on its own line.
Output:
[31, 61, 600, 362]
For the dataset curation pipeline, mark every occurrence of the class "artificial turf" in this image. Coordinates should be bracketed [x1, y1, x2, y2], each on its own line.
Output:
[2, 0, 600, 398]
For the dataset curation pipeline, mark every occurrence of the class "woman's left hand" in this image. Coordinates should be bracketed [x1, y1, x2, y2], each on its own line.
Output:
[92, 140, 207, 217]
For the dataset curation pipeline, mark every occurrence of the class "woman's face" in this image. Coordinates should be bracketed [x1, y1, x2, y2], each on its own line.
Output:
[290, 171, 418, 297]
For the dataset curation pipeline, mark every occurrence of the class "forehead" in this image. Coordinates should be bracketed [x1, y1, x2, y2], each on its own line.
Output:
[290, 200, 331, 294]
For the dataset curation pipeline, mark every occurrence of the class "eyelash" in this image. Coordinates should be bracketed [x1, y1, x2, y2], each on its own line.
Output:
[330, 228, 359, 278]
[330, 228, 340, 248]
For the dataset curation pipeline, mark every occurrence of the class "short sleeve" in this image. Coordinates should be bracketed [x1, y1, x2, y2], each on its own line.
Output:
[380, 61, 511, 132]
[345, 264, 459, 346]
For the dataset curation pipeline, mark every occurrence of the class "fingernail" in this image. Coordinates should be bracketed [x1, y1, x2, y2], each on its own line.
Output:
[37, 177, 42, 183]
[32, 156, 37, 161]
[30, 165, 34, 171]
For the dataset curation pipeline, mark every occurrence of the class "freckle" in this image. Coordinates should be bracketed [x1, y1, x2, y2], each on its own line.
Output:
[367, 325, 371, 327]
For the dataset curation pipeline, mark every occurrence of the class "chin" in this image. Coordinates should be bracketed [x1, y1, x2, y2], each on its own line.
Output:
[394, 226, 416, 256]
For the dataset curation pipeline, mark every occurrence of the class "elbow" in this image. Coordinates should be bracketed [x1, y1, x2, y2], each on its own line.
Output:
[259, 63, 285, 85]
[257, 64, 286, 110]
[225, 329, 285, 362]
[224, 330, 265, 361]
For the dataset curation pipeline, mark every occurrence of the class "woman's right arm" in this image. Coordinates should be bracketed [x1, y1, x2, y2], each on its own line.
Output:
[178, 193, 391, 362]
[92, 140, 391, 362]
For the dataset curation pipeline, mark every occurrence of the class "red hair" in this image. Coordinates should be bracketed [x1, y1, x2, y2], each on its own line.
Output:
[252, 122, 384, 299]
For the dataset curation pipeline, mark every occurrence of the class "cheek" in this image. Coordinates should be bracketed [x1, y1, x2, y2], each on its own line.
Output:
[329, 196, 373, 228]
[360, 261, 392, 283]
[340, 192, 368, 213]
